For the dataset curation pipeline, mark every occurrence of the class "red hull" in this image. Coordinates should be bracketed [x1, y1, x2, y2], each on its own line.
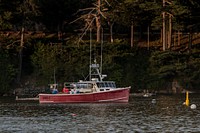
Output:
[39, 87, 130, 104]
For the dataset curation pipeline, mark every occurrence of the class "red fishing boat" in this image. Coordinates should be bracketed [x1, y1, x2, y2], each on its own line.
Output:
[39, 29, 130, 103]
[39, 62, 130, 104]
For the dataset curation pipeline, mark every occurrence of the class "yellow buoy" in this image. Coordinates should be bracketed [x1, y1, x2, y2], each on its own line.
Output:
[185, 91, 189, 106]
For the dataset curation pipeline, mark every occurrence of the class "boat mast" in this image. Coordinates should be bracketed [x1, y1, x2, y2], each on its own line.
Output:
[54, 68, 56, 84]
[100, 27, 103, 74]
[100, 30, 107, 80]
[89, 28, 92, 81]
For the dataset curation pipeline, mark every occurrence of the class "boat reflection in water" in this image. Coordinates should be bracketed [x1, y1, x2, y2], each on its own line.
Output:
[39, 62, 130, 104]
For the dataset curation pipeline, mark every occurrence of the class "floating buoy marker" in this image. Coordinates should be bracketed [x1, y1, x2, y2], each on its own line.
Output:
[71, 113, 76, 116]
[190, 104, 197, 109]
[152, 99, 156, 104]
[185, 91, 189, 106]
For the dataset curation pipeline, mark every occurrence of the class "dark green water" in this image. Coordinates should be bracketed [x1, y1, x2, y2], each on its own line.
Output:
[0, 94, 199, 133]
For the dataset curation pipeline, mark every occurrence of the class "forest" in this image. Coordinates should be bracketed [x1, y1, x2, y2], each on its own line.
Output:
[0, 0, 200, 95]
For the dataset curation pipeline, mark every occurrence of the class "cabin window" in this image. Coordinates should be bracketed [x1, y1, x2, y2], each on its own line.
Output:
[97, 83, 103, 88]
[96, 82, 116, 88]
[111, 83, 116, 88]
[75, 83, 93, 89]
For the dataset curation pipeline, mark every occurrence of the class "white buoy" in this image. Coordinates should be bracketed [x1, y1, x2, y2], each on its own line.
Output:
[152, 99, 156, 104]
[190, 104, 197, 109]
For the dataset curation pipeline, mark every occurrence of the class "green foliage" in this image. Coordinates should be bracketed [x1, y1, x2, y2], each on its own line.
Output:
[148, 49, 200, 91]
[0, 49, 17, 94]
[1, 0, 200, 94]
[117, 1, 150, 26]
[119, 49, 150, 90]
[0, 11, 12, 30]
[38, 0, 84, 32]
[30, 39, 152, 93]
[31, 42, 60, 84]
[31, 41, 91, 85]
[149, 51, 180, 88]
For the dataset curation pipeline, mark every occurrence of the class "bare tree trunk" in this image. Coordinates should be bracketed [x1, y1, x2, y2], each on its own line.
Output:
[161, 29, 163, 43]
[163, 11, 166, 51]
[188, 31, 192, 53]
[147, 25, 150, 50]
[178, 31, 181, 46]
[96, 0, 101, 42]
[96, 16, 101, 42]
[17, 27, 24, 83]
[168, 14, 172, 49]
[131, 21, 134, 47]
[57, 24, 63, 40]
[162, 0, 166, 51]
[109, 22, 114, 43]
[173, 32, 176, 47]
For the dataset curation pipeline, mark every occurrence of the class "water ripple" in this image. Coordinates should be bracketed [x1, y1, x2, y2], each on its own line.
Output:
[0, 94, 200, 132]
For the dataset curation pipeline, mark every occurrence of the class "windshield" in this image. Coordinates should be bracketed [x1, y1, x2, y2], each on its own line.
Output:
[96, 82, 116, 88]
[73, 83, 93, 89]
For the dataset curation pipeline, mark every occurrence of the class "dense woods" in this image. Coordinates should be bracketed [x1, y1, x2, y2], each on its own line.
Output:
[0, 0, 200, 95]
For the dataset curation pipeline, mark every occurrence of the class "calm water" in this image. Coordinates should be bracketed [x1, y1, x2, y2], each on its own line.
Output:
[0, 94, 200, 133]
